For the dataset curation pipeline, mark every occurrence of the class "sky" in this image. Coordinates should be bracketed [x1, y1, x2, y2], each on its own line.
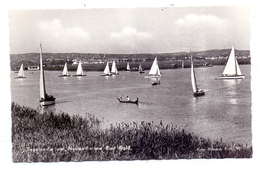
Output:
[9, 6, 250, 54]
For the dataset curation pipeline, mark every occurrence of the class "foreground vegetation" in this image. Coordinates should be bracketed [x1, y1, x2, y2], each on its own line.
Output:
[12, 103, 252, 162]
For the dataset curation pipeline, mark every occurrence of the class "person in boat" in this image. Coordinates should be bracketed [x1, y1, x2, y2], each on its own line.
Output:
[40, 94, 55, 101]
[126, 96, 131, 101]
[196, 89, 204, 93]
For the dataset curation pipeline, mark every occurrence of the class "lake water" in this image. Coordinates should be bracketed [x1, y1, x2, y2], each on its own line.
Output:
[10, 65, 252, 146]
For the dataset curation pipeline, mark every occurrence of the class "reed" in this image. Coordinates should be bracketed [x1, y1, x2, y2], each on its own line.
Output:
[11, 102, 252, 162]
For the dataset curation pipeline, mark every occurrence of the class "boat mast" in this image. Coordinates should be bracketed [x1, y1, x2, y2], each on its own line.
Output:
[234, 45, 238, 75]
[190, 50, 198, 92]
[39, 44, 46, 99]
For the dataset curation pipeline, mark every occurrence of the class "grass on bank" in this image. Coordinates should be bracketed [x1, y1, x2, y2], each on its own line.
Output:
[11, 102, 252, 162]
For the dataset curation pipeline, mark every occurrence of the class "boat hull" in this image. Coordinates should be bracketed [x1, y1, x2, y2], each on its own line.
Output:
[14, 76, 26, 79]
[111, 73, 119, 75]
[58, 75, 71, 77]
[151, 81, 160, 85]
[72, 75, 86, 77]
[117, 98, 138, 104]
[215, 75, 245, 80]
[39, 100, 55, 106]
[144, 75, 162, 78]
[100, 74, 112, 76]
[193, 91, 205, 97]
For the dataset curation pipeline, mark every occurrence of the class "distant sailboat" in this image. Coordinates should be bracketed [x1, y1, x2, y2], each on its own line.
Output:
[144, 57, 161, 78]
[190, 50, 205, 97]
[15, 63, 26, 78]
[138, 63, 145, 74]
[216, 45, 245, 79]
[39, 44, 55, 106]
[111, 60, 119, 75]
[126, 62, 131, 71]
[58, 62, 70, 77]
[73, 60, 86, 76]
[101, 61, 112, 76]
[182, 60, 185, 68]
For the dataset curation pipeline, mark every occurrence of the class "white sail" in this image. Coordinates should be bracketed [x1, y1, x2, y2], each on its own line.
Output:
[103, 62, 111, 75]
[148, 57, 161, 76]
[235, 58, 242, 75]
[126, 62, 131, 71]
[222, 45, 237, 75]
[39, 44, 46, 99]
[139, 64, 142, 71]
[62, 62, 69, 76]
[76, 61, 84, 75]
[190, 54, 197, 93]
[18, 63, 25, 78]
[111, 60, 118, 74]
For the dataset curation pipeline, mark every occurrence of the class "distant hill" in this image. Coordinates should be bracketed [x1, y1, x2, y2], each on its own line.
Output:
[10, 49, 250, 70]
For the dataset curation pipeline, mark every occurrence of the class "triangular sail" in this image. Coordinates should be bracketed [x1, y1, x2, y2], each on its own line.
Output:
[18, 63, 25, 77]
[149, 57, 161, 76]
[235, 58, 242, 75]
[111, 60, 118, 74]
[222, 45, 237, 76]
[76, 61, 84, 75]
[39, 44, 46, 99]
[103, 62, 111, 74]
[126, 62, 131, 71]
[190, 52, 198, 93]
[139, 64, 142, 71]
[62, 62, 69, 76]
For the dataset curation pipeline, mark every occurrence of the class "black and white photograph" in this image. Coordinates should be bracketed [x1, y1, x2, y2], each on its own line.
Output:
[1, 0, 260, 168]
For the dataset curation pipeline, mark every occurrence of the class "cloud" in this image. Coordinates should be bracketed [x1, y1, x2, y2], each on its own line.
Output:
[37, 19, 90, 52]
[38, 19, 89, 39]
[109, 27, 153, 53]
[174, 14, 228, 51]
[175, 14, 224, 26]
[111, 27, 151, 40]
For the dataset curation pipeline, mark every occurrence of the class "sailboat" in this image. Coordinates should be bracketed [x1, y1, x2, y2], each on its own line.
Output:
[73, 60, 86, 76]
[111, 60, 119, 75]
[39, 44, 55, 106]
[126, 62, 131, 71]
[182, 60, 185, 68]
[144, 57, 161, 78]
[58, 62, 70, 77]
[101, 61, 112, 76]
[138, 63, 145, 74]
[190, 50, 205, 97]
[216, 45, 245, 79]
[15, 63, 26, 78]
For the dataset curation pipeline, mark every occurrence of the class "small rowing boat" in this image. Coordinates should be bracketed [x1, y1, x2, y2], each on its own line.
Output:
[117, 97, 138, 104]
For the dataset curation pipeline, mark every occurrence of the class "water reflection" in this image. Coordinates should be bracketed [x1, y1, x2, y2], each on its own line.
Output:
[38, 104, 56, 114]
[222, 79, 242, 105]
